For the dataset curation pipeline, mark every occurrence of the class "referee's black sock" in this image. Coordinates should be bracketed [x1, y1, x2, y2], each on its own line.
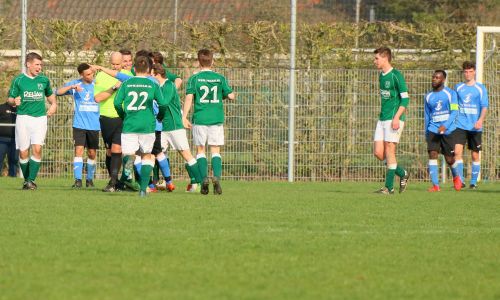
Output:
[105, 155, 112, 177]
[110, 153, 122, 185]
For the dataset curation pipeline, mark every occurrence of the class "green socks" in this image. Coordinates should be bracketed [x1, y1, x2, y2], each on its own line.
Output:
[186, 159, 202, 184]
[211, 154, 222, 178]
[395, 165, 406, 178]
[140, 161, 153, 192]
[19, 158, 29, 181]
[197, 154, 208, 179]
[20, 157, 42, 182]
[385, 164, 397, 190]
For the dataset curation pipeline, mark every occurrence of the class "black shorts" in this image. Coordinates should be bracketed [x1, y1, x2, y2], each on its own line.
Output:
[455, 128, 482, 152]
[73, 127, 100, 149]
[152, 131, 162, 155]
[426, 130, 459, 157]
[99, 116, 122, 149]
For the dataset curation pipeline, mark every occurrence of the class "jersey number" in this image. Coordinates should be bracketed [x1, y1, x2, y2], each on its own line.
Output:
[199, 86, 219, 103]
[127, 91, 148, 111]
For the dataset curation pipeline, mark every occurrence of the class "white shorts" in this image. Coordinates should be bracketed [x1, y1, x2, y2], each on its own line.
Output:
[161, 129, 190, 151]
[373, 120, 405, 143]
[15, 115, 48, 150]
[121, 133, 156, 155]
[193, 125, 224, 146]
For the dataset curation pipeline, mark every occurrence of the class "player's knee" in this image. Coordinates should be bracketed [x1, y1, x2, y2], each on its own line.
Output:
[428, 151, 438, 160]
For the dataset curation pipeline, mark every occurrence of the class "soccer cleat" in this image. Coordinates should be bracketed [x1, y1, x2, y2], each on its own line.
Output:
[399, 170, 409, 193]
[139, 190, 147, 197]
[428, 185, 441, 192]
[147, 184, 158, 193]
[186, 183, 199, 193]
[200, 177, 210, 195]
[453, 176, 462, 191]
[102, 182, 117, 192]
[156, 179, 167, 191]
[86, 179, 95, 188]
[374, 187, 394, 194]
[469, 184, 478, 190]
[212, 177, 222, 195]
[166, 182, 175, 192]
[72, 179, 83, 189]
[461, 183, 466, 189]
[22, 181, 29, 190]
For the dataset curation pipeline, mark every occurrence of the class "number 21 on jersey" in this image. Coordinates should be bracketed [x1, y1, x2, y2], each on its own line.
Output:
[127, 91, 148, 111]
[199, 86, 219, 103]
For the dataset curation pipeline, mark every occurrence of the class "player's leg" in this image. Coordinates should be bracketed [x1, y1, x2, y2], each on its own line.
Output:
[137, 133, 156, 196]
[452, 128, 466, 187]
[99, 117, 113, 177]
[72, 128, 86, 188]
[468, 132, 482, 189]
[208, 125, 224, 195]
[85, 130, 99, 188]
[383, 141, 397, 193]
[426, 132, 441, 192]
[373, 120, 385, 161]
[15, 115, 31, 186]
[7, 140, 19, 177]
[186, 126, 206, 192]
[108, 118, 123, 190]
[26, 116, 48, 189]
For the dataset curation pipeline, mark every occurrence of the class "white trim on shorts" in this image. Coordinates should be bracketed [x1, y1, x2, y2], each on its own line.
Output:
[373, 120, 404, 143]
[121, 133, 156, 155]
[161, 129, 190, 151]
[193, 124, 224, 146]
[15, 115, 48, 150]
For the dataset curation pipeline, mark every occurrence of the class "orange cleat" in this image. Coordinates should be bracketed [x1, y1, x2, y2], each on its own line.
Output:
[453, 176, 462, 191]
[166, 183, 175, 192]
[428, 185, 441, 192]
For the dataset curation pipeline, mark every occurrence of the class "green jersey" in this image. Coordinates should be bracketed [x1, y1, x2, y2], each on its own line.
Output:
[114, 76, 166, 134]
[94, 69, 133, 118]
[378, 68, 409, 121]
[160, 79, 184, 132]
[8, 73, 53, 117]
[186, 70, 233, 125]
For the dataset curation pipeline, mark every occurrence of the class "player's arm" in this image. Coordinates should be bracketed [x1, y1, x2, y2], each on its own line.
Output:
[113, 86, 125, 119]
[392, 73, 409, 130]
[166, 71, 182, 90]
[221, 77, 235, 101]
[474, 86, 489, 130]
[155, 86, 167, 121]
[95, 82, 121, 103]
[45, 80, 57, 117]
[7, 78, 20, 106]
[441, 90, 459, 133]
[424, 96, 430, 136]
[56, 82, 82, 96]
[182, 94, 193, 129]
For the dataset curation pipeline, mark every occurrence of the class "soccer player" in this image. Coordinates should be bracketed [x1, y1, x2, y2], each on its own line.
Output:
[7, 52, 57, 190]
[453, 61, 489, 189]
[372, 47, 409, 194]
[151, 51, 183, 89]
[114, 56, 167, 197]
[94, 52, 132, 192]
[424, 70, 461, 192]
[56, 63, 99, 188]
[152, 63, 203, 192]
[183, 49, 235, 195]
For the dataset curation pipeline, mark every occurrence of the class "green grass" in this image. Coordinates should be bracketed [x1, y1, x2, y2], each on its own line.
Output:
[0, 177, 499, 300]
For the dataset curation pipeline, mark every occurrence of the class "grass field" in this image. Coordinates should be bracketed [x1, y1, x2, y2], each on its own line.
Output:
[0, 177, 499, 300]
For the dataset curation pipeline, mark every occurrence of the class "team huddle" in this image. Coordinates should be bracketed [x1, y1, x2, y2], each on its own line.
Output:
[373, 47, 488, 194]
[7, 49, 235, 196]
[6, 47, 488, 195]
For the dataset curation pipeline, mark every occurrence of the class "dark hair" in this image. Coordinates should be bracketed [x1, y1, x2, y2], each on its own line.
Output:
[152, 63, 166, 78]
[135, 49, 152, 58]
[152, 51, 164, 64]
[26, 52, 42, 63]
[374, 47, 392, 62]
[434, 69, 447, 79]
[134, 56, 151, 73]
[119, 49, 132, 56]
[77, 63, 91, 74]
[462, 61, 475, 70]
[197, 49, 213, 67]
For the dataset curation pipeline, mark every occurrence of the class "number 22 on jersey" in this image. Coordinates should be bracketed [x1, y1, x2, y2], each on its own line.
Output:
[127, 91, 148, 111]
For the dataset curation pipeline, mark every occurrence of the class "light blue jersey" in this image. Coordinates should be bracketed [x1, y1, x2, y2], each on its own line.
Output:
[454, 82, 488, 132]
[424, 86, 458, 135]
[115, 73, 163, 131]
[62, 79, 100, 131]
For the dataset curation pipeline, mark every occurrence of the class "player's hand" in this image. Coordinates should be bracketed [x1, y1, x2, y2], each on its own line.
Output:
[474, 119, 483, 130]
[47, 105, 57, 117]
[438, 125, 446, 134]
[74, 84, 83, 92]
[391, 118, 400, 130]
[113, 82, 122, 89]
[14, 97, 21, 106]
[182, 117, 192, 129]
[90, 65, 101, 71]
